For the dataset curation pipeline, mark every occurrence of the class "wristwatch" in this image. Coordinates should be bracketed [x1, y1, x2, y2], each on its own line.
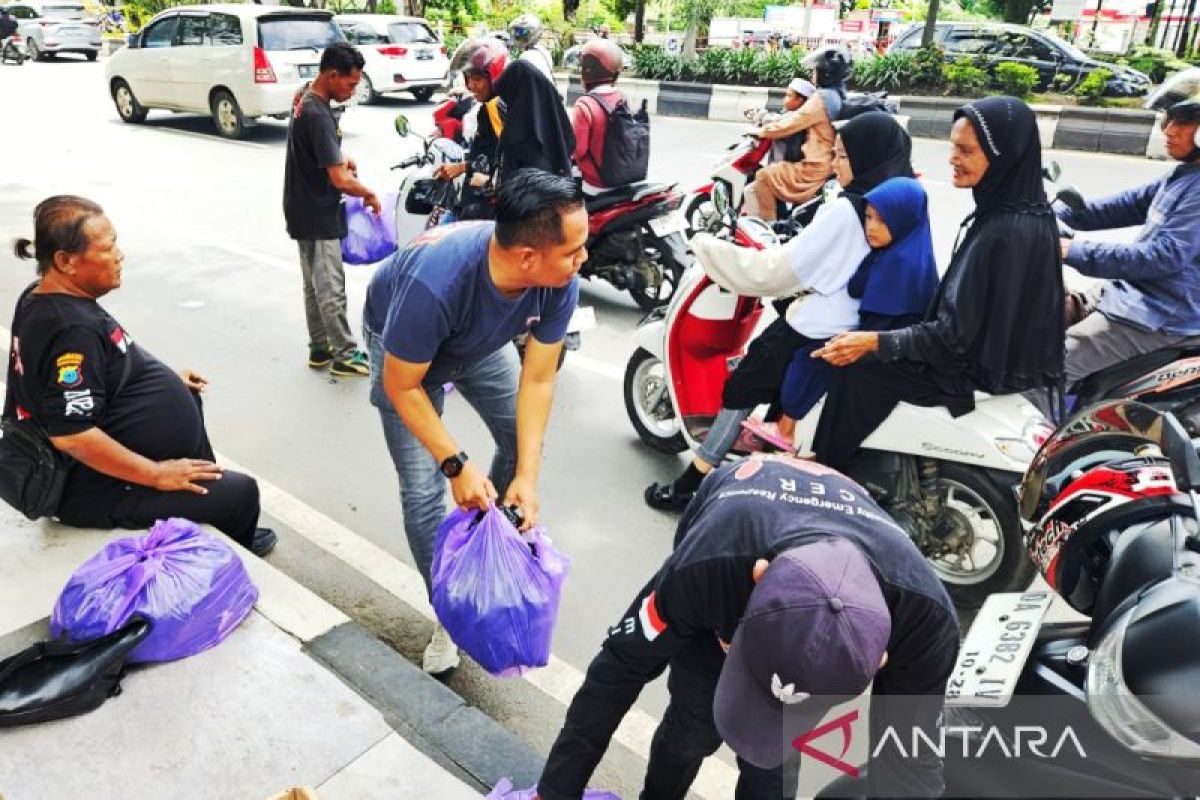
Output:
[439, 452, 468, 478]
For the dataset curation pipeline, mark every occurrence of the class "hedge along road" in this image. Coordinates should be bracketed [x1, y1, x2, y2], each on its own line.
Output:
[0, 59, 1168, 798]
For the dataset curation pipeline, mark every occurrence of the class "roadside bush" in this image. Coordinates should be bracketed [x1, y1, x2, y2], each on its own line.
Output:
[913, 44, 946, 88]
[942, 57, 988, 96]
[993, 62, 1039, 98]
[757, 49, 810, 86]
[853, 52, 917, 91]
[633, 45, 808, 87]
[1124, 46, 1193, 82]
[1074, 68, 1111, 106]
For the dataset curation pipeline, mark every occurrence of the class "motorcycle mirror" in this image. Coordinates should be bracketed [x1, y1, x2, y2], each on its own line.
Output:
[1043, 161, 1062, 182]
[1056, 187, 1087, 214]
[393, 114, 411, 138]
[711, 180, 730, 217]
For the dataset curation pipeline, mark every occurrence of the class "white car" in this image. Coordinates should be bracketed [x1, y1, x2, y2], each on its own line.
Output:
[334, 14, 448, 104]
[105, 4, 344, 139]
[5, 0, 100, 61]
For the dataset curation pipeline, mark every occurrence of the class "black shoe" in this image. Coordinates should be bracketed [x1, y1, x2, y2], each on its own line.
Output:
[250, 527, 278, 557]
[644, 482, 695, 512]
[308, 345, 334, 369]
[330, 350, 370, 377]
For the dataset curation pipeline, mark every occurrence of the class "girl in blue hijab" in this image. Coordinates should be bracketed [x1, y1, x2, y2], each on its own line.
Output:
[777, 176, 939, 427]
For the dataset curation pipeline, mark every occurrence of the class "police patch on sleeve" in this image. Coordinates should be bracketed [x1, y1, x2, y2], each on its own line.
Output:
[55, 352, 85, 388]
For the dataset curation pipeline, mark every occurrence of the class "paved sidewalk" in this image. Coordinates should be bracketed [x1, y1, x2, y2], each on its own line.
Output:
[0, 509, 490, 800]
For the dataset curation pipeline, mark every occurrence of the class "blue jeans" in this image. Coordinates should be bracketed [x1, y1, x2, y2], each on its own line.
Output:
[366, 327, 520, 592]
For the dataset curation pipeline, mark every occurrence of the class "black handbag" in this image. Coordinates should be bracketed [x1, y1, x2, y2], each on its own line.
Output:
[0, 618, 151, 728]
[0, 352, 133, 521]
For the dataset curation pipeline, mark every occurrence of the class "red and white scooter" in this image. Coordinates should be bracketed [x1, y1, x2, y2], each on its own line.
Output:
[622, 190, 1051, 608]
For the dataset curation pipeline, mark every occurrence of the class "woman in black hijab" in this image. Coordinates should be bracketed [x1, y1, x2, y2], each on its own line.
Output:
[810, 95, 1065, 470]
[645, 112, 915, 511]
[493, 59, 576, 179]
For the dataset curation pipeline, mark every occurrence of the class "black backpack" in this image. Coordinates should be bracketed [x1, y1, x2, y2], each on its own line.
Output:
[584, 92, 650, 186]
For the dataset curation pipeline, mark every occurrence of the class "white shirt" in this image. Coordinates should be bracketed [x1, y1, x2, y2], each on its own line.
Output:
[519, 46, 554, 81]
[692, 197, 871, 339]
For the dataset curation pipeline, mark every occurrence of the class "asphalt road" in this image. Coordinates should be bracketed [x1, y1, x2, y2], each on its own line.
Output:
[0, 57, 1168, 798]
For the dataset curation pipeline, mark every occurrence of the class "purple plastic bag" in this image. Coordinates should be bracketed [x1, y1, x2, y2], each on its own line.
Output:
[341, 193, 398, 265]
[50, 518, 258, 664]
[431, 506, 569, 677]
[486, 778, 620, 800]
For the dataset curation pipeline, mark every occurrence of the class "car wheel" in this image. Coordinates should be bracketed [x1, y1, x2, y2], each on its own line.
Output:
[27, 39, 43, 61]
[411, 86, 434, 102]
[111, 79, 147, 123]
[85, 50, 97, 62]
[211, 89, 245, 139]
[354, 74, 378, 105]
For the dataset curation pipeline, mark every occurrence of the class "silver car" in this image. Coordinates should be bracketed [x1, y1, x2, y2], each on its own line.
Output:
[6, 0, 100, 61]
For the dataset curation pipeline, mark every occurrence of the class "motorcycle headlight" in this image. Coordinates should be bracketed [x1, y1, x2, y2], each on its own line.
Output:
[1087, 605, 1200, 759]
[995, 418, 1056, 463]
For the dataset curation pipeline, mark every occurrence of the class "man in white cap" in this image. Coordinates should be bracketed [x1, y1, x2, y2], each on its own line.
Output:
[535, 455, 960, 799]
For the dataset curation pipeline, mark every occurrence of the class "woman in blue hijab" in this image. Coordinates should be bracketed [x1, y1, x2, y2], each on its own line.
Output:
[777, 177, 939, 425]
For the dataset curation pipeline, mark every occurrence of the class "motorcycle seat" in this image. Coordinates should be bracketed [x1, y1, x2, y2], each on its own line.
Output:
[586, 181, 674, 213]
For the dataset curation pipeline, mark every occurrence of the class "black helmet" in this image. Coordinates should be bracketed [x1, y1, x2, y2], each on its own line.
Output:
[1166, 98, 1200, 125]
[804, 47, 851, 88]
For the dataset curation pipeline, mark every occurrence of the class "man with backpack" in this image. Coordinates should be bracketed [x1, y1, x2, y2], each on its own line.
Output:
[571, 38, 650, 193]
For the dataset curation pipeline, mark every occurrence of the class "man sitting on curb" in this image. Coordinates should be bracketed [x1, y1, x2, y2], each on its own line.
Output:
[1056, 98, 1200, 387]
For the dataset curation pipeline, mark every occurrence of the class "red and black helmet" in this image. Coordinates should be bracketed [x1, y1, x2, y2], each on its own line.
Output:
[1020, 400, 1198, 614]
[450, 38, 509, 86]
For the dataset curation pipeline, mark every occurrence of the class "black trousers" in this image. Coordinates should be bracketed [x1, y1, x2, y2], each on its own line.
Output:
[55, 396, 261, 548]
[723, 316, 816, 411]
[812, 356, 973, 472]
[644, 638, 798, 800]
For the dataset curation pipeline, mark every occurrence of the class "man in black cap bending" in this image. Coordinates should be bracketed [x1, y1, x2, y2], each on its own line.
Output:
[535, 455, 960, 799]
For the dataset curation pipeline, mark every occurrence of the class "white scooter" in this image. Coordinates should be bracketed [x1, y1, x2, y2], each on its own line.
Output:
[623, 190, 1052, 608]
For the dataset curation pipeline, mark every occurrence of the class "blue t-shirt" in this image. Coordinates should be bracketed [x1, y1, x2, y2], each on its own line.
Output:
[364, 221, 580, 365]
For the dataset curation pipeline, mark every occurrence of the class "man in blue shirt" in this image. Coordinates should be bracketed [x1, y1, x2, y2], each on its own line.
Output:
[363, 170, 585, 675]
[1057, 99, 1200, 385]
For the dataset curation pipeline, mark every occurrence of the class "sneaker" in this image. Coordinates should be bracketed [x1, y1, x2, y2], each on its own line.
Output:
[250, 527, 278, 557]
[330, 350, 369, 377]
[308, 345, 334, 369]
[422, 623, 460, 676]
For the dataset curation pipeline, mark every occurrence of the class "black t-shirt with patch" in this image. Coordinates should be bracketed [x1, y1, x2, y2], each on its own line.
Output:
[3, 288, 208, 518]
[283, 91, 346, 241]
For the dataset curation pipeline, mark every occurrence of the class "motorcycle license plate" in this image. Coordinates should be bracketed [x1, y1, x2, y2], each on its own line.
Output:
[648, 211, 686, 238]
[945, 590, 1053, 708]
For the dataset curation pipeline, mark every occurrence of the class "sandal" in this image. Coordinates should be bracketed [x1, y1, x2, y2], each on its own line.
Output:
[644, 481, 695, 512]
[740, 418, 793, 452]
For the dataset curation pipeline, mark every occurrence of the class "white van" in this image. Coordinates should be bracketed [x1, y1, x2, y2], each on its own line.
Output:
[105, 4, 345, 139]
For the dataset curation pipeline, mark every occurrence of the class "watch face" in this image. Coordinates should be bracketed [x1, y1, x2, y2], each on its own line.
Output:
[441, 454, 464, 478]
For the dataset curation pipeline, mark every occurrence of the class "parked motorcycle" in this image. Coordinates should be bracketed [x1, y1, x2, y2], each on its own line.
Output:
[818, 399, 1200, 798]
[624, 191, 1052, 607]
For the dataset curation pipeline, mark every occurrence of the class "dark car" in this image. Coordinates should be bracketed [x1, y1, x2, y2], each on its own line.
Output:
[889, 21, 1151, 97]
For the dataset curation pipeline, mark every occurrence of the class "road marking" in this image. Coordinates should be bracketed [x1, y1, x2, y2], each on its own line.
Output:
[0, 333, 737, 798]
[564, 352, 624, 382]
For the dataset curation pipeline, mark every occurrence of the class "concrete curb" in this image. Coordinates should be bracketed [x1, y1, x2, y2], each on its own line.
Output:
[555, 73, 1166, 159]
[308, 622, 546, 792]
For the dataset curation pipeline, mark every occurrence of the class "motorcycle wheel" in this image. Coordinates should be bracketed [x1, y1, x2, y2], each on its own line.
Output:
[624, 347, 687, 454]
[684, 192, 715, 235]
[924, 463, 1036, 609]
[628, 234, 684, 313]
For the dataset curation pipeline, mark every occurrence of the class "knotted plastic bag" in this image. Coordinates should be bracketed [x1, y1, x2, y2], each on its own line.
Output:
[431, 506, 569, 677]
[50, 518, 258, 664]
[486, 778, 620, 800]
[341, 193, 398, 265]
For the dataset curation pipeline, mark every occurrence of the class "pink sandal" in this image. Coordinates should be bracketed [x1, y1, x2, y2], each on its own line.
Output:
[739, 418, 794, 452]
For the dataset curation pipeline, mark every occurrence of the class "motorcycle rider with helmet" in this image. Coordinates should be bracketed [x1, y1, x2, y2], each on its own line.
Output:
[436, 38, 510, 219]
[743, 47, 850, 222]
[1053, 98, 1200, 390]
[509, 13, 554, 81]
[571, 38, 631, 193]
